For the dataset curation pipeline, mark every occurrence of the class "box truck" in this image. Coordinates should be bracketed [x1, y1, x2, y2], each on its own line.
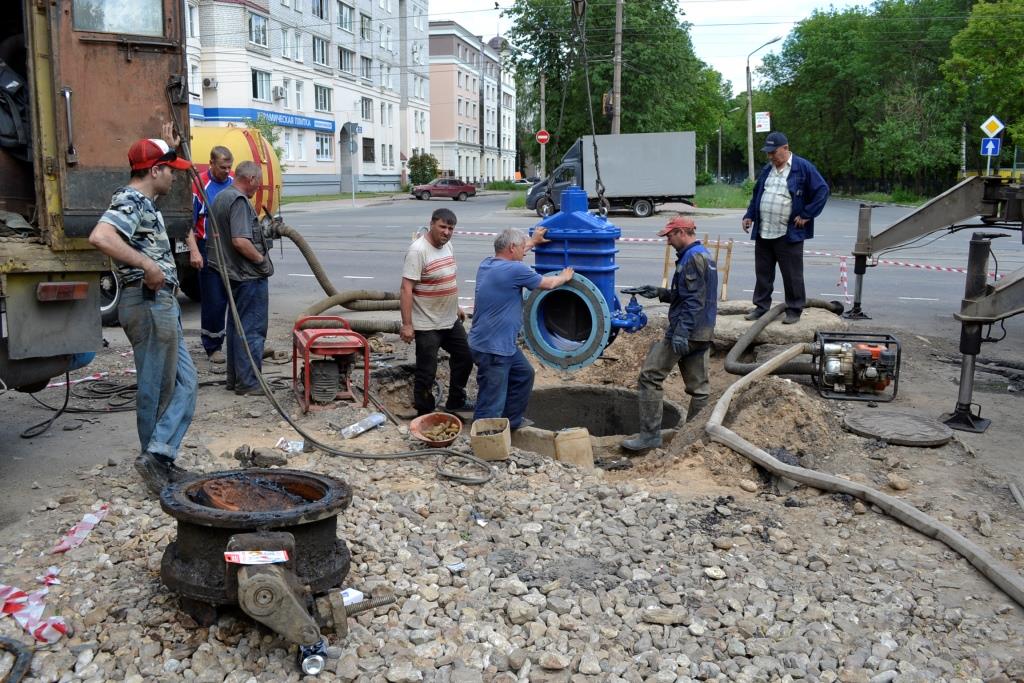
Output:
[526, 132, 696, 218]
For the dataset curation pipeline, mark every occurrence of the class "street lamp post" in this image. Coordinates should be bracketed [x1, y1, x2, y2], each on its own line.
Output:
[746, 36, 782, 182]
[718, 106, 741, 182]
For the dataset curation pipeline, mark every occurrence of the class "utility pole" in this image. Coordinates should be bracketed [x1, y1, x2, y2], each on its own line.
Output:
[539, 74, 546, 177]
[610, 0, 623, 134]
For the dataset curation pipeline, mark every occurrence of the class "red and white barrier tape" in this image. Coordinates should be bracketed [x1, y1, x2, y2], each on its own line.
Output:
[51, 503, 110, 554]
[454, 230, 1005, 279]
[46, 372, 107, 388]
[837, 256, 851, 299]
[1, 585, 68, 643]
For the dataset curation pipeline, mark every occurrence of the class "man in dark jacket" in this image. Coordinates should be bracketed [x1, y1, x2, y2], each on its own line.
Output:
[622, 216, 718, 452]
[742, 132, 829, 324]
[207, 160, 274, 396]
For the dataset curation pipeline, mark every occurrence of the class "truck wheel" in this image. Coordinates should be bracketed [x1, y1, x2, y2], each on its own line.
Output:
[99, 271, 121, 326]
[420, 191, 431, 201]
[536, 198, 555, 217]
[632, 199, 654, 218]
[456, 192, 468, 201]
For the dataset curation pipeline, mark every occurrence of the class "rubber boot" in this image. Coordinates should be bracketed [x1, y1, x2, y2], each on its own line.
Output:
[686, 397, 709, 423]
[621, 400, 664, 452]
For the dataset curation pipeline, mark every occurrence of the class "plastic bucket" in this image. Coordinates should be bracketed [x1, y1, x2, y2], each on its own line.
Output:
[553, 427, 594, 470]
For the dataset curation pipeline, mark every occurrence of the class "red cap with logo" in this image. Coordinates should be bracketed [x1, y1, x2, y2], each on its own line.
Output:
[657, 215, 696, 237]
[128, 138, 192, 171]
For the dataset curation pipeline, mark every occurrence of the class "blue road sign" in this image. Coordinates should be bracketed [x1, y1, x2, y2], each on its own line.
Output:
[981, 138, 1002, 156]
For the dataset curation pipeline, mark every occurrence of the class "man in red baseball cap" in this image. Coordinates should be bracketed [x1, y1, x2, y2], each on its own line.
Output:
[88, 127, 197, 494]
[622, 214, 718, 452]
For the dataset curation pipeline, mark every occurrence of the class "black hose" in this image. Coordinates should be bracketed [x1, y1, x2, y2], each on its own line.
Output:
[299, 292, 402, 334]
[0, 635, 33, 683]
[724, 299, 844, 376]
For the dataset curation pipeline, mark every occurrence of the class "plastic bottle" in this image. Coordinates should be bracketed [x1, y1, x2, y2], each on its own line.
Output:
[340, 412, 386, 439]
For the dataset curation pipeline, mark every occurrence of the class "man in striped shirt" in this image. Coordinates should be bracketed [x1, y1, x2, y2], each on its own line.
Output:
[400, 208, 474, 417]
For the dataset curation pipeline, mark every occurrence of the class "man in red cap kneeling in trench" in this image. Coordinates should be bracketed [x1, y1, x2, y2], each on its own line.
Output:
[622, 215, 718, 452]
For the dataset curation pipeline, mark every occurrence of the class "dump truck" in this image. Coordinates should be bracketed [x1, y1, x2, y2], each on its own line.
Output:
[526, 132, 697, 218]
[1, 0, 192, 391]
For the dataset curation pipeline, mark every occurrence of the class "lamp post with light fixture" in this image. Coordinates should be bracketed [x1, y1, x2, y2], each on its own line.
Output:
[746, 36, 782, 182]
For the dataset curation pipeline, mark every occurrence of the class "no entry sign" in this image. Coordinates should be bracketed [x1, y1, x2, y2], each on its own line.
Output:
[535, 129, 550, 144]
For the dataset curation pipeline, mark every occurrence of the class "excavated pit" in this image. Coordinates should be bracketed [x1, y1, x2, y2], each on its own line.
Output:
[515, 385, 682, 459]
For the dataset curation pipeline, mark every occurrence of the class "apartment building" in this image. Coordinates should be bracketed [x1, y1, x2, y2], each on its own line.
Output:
[185, 0, 429, 195]
[427, 22, 516, 182]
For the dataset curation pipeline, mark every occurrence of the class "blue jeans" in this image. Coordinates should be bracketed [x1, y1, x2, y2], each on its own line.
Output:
[118, 286, 197, 461]
[197, 238, 228, 356]
[471, 348, 533, 428]
[225, 278, 269, 391]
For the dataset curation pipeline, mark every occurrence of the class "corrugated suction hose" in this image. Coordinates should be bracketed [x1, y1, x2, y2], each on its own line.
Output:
[275, 222, 400, 333]
[725, 299, 844, 376]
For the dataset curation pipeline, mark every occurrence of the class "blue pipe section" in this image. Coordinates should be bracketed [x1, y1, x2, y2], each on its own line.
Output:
[523, 186, 648, 371]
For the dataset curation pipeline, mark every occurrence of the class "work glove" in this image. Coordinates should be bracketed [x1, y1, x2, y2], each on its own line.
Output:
[635, 285, 668, 300]
[671, 334, 689, 357]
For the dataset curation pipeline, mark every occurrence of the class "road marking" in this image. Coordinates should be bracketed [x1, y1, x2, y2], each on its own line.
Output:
[898, 297, 939, 301]
[288, 273, 315, 277]
[343, 275, 374, 279]
[458, 296, 474, 301]
[464, 279, 475, 283]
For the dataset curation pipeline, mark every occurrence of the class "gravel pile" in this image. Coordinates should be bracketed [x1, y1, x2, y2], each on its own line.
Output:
[2, 431, 1022, 682]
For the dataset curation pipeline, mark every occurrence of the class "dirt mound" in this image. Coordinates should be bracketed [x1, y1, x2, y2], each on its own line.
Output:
[532, 319, 668, 389]
[725, 375, 840, 456]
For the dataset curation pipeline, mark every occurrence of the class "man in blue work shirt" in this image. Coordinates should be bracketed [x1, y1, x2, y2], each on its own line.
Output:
[742, 132, 829, 325]
[186, 145, 234, 363]
[623, 216, 717, 452]
[468, 228, 573, 429]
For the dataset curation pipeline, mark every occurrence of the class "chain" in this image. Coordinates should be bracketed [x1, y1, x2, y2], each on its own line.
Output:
[570, 0, 607, 214]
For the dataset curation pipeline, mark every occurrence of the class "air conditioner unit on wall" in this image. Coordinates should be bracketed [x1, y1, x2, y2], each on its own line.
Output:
[272, 85, 287, 100]
[202, 77, 218, 89]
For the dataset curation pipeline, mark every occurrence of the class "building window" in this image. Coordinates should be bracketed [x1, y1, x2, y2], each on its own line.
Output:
[315, 133, 333, 161]
[295, 80, 304, 110]
[189, 63, 200, 98]
[248, 14, 268, 46]
[313, 37, 329, 66]
[388, 144, 394, 167]
[251, 69, 271, 101]
[380, 143, 386, 166]
[336, 2, 353, 31]
[362, 137, 375, 162]
[314, 84, 332, 112]
[379, 102, 385, 125]
[360, 14, 372, 40]
[387, 103, 393, 127]
[360, 56, 372, 80]
[361, 96, 373, 121]
[293, 31, 304, 61]
[457, 99, 463, 116]
[282, 29, 292, 58]
[282, 78, 292, 108]
[297, 132, 306, 160]
[457, 72, 463, 89]
[312, 0, 328, 20]
[284, 131, 293, 160]
[338, 47, 354, 73]
[188, 4, 199, 38]
[457, 126, 462, 142]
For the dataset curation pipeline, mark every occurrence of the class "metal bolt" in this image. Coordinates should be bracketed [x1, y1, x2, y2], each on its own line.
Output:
[254, 588, 274, 606]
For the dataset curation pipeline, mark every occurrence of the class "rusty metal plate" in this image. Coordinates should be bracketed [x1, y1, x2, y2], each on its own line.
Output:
[843, 410, 953, 447]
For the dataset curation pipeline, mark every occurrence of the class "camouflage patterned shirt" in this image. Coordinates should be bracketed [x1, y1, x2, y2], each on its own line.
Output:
[98, 186, 178, 287]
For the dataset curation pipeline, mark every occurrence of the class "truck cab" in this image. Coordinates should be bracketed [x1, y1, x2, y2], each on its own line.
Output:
[1, 0, 191, 390]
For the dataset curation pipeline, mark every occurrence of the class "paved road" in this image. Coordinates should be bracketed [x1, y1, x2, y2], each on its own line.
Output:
[263, 192, 1024, 352]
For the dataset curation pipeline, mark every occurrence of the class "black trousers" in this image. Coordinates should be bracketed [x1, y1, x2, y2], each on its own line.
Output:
[753, 236, 805, 314]
[413, 319, 474, 415]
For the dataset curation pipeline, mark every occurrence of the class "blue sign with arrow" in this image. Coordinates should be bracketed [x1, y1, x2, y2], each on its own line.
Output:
[981, 138, 1002, 156]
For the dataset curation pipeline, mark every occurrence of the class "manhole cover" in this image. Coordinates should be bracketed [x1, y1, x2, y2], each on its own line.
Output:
[843, 410, 953, 447]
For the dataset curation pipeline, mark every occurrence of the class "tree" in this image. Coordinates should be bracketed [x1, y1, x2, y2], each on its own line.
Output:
[244, 114, 287, 171]
[408, 152, 440, 186]
[759, 0, 967, 193]
[505, 0, 728, 171]
[943, 0, 1024, 145]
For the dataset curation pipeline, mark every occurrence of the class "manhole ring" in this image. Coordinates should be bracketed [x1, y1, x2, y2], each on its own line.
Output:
[843, 410, 953, 447]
